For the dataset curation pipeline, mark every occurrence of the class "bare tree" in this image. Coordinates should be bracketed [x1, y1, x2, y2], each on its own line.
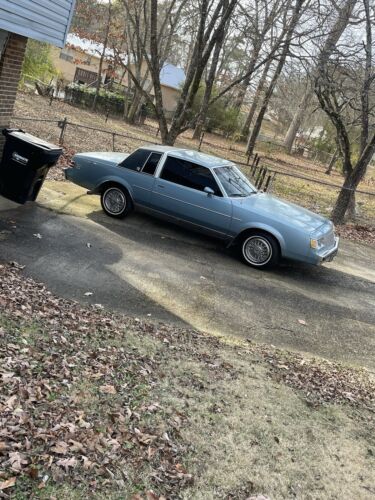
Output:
[92, 0, 112, 110]
[119, 0, 238, 145]
[192, 0, 230, 140]
[314, 0, 375, 224]
[283, 0, 358, 152]
[241, 58, 272, 137]
[246, 0, 307, 156]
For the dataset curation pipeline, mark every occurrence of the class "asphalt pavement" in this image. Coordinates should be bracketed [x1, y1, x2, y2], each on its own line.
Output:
[1, 187, 375, 370]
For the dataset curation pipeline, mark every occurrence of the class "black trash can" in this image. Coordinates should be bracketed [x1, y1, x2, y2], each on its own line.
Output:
[0, 129, 63, 204]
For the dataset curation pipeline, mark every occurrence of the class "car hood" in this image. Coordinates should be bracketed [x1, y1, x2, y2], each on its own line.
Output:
[74, 152, 129, 165]
[233, 193, 329, 233]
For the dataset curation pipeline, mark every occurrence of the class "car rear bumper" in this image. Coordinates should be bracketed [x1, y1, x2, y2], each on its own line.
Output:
[64, 167, 73, 181]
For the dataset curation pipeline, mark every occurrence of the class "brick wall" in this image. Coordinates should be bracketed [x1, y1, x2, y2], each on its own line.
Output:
[0, 33, 27, 156]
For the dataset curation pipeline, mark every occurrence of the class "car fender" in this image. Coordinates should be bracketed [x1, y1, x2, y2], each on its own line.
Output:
[233, 223, 286, 252]
[94, 176, 135, 202]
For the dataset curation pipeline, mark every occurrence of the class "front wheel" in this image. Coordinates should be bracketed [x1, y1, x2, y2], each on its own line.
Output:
[241, 233, 279, 269]
[101, 185, 132, 218]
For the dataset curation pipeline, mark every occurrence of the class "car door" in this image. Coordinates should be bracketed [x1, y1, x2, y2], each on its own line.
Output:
[151, 156, 232, 237]
[118, 149, 162, 208]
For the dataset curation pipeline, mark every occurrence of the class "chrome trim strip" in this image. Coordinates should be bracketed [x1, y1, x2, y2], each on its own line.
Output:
[154, 190, 232, 218]
[135, 203, 229, 237]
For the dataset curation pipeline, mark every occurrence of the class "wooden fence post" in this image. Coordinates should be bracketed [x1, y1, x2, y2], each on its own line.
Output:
[58, 117, 68, 145]
[258, 167, 267, 189]
[112, 133, 116, 152]
[198, 132, 205, 151]
[268, 173, 277, 193]
[255, 166, 264, 187]
[264, 174, 272, 192]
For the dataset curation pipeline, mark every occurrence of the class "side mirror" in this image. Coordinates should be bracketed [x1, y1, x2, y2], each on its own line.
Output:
[204, 186, 215, 196]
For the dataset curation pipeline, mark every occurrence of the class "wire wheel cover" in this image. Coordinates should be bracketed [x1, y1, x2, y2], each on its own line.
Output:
[104, 188, 126, 214]
[243, 236, 272, 265]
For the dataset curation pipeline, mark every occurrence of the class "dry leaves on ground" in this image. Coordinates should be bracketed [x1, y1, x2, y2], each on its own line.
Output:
[336, 224, 375, 246]
[0, 263, 193, 497]
[47, 146, 76, 182]
[1, 262, 375, 496]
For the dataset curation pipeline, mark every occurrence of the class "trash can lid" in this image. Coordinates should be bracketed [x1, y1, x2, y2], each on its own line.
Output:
[6, 130, 62, 152]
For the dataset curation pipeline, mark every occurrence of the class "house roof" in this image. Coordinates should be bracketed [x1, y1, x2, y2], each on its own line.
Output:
[66, 34, 185, 90]
[159, 64, 185, 90]
[66, 33, 115, 59]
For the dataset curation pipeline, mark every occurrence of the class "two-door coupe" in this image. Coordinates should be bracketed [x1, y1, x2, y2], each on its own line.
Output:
[64, 145, 339, 269]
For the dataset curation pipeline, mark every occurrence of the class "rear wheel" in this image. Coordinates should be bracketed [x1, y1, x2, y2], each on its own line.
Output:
[101, 185, 132, 218]
[241, 232, 279, 269]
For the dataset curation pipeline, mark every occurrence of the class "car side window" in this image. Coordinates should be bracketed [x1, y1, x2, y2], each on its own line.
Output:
[119, 149, 150, 171]
[142, 152, 162, 175]
[160, 157, 222, 196]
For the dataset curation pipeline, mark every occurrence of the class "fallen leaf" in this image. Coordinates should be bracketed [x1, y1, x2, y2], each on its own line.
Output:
[56, 457, 77, 470]
[298, 319, 307, 325]
[99, 385, 117, 394]
[9, 451, 28, 471]
[28, 467, 39, 479]
[0, 477, 16, 490]
[50, 441, 69, 455]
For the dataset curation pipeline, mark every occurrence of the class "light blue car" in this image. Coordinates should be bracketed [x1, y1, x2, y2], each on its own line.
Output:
[64, 145, 339, 269]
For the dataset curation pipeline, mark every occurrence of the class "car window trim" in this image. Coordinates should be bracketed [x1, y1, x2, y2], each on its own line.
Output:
[158, 154, 226, 198]
[140, 151, 163, 176]
[119, 148, 150, 169]
[213, 164, 257, 197]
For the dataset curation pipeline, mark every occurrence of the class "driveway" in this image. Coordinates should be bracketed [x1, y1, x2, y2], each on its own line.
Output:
[1, 183, 375, 370]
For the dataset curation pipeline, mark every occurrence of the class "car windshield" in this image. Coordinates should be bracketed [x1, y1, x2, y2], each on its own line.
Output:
[214, 165, 257, 197]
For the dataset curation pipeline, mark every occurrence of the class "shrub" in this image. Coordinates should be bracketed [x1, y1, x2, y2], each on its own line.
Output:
[190, 86, 241, 136]
[21, 40, 58, 84]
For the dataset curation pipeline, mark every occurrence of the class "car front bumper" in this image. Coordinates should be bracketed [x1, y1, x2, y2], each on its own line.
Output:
[316, 236, 340, 263]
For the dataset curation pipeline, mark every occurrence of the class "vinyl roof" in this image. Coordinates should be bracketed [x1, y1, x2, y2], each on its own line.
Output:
[140, 145, 234, 168]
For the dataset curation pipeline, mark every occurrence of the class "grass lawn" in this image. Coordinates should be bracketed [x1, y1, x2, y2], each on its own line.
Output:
[1, 263, 375, 499]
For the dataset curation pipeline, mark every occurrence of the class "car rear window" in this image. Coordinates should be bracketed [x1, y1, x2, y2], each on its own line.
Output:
[160, 157, 222, 196]
[120, 149, 150, 171]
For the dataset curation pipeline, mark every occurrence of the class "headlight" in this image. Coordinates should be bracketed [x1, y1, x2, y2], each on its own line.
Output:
[310, 238, 319, 249]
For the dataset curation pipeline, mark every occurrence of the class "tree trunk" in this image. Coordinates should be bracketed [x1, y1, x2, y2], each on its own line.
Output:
[232, 74, 251, 110]
[241, 59, 271, 137]
[92, 0, 112, 111]
[246, 0, 305, 156]
[331, 178, 354, 225]
[283, 88, 313, 153]
[332, 131, 375, 224]
[163, 0, 237, 145]
[192, 18, 227, 140]
[127, 88, 142, 123]
[325, 149, 338, 175]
